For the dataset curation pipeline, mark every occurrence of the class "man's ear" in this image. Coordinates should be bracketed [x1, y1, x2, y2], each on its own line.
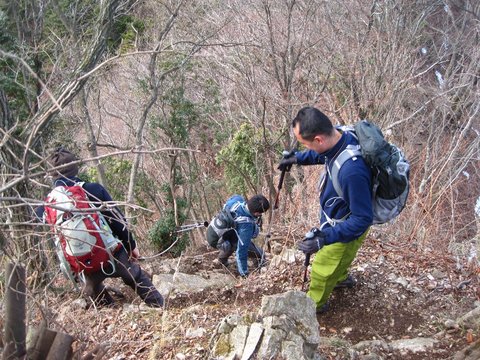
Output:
[313, 134, 324, 144]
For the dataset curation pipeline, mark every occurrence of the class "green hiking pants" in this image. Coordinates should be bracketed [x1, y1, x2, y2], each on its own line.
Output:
[307, 229, 369, 310]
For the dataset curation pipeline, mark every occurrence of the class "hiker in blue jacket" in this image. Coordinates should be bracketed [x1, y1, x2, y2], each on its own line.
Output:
[37, 147, 164, 308]
[278, 106, 373, 313]
[217, 194, 270, 277]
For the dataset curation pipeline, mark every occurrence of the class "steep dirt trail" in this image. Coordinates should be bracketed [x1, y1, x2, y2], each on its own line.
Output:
[45, 235, 478, 359]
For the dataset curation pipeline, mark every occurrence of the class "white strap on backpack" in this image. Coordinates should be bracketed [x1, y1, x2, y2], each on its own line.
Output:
[319, 145, 361, 228]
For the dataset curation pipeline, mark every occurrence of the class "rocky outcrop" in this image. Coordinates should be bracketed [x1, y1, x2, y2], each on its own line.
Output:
[353, 337, 438, 355]
[209, 290, 321, 360]
[453, 339, 480, 360]
[152, 271, 236, 298]
[456, 306, 480, 330]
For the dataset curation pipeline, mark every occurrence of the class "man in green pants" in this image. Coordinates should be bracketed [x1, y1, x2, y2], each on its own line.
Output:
[278, 107, 373, 313]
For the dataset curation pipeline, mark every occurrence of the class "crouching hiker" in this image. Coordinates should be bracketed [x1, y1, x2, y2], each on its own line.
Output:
[37, 147, 164, 308]
[206, 194, 270, 278]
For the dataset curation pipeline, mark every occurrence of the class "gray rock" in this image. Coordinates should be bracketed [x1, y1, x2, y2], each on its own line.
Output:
[122, 303, 141, 312]
[271, 242, 283, 255]
[257, 326, 285, 359]
[229, 325, 248, 359]
[186, 327, 206, 339]
[261, 290, 320, 344]
[358, 354, 383, 360]
[270, 248, 300, 268]
[354, 339, 391, 352]
[453, 339, 480, 360]
[226, 314, 243, 327]
[153, 271, 235, 298]
[211, 333, 232, 358]
[444, 319, 458, 329]
[457, 306, 480, 329]
[263, 314, 290, 330]
[241, 323, 264, 360]
[281, 333, 307, 360]
[390, 337, 437, 353]
[211, 291, 320, 360]
[281, 248, 297, 264]
[71, 298, 87, 309]
[217, 314, 243, 334]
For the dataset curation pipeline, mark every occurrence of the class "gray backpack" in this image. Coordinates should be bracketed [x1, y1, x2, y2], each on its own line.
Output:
[330, 120, 410, 225]
[206, 208, 236, 248]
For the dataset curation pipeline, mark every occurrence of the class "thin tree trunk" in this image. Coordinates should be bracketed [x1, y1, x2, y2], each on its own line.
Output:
[125, 1, 185, 217]
[81, 88, 107, 186]
[3, 262, 26, 359]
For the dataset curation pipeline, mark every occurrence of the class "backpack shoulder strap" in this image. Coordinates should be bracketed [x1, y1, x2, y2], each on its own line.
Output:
[228, 201, 242, 213]
[330, 145, 362, 198]
[320, 144, 362, 229]
[235, 216, 255, 224]
[228, 201, 256, 225]
[52, 180, 85, 193]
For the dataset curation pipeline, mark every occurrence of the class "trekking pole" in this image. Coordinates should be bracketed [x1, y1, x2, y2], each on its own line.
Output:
[273, 159, 288, 210]
[262, 157, 288, 253]
[174, 221, 209, 233]
[263, 143, 298, 253]
[301, 253, 311, 291]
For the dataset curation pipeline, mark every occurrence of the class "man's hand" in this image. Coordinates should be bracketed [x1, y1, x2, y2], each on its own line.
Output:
[298, 228, 326, 254]
[277, 151, 297, 172]
[131, 247, 140, 261]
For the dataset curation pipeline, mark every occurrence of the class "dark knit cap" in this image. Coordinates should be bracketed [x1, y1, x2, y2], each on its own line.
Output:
[47, 147, 79, 178]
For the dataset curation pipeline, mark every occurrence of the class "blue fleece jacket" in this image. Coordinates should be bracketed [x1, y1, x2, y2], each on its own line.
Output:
[37, 176, 136, 252]
[294, 131, 373, 244]
[224, 195, 259, 276]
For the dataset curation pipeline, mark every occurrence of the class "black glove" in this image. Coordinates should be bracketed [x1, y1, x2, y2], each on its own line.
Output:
[277, 150, 297, 172]
[298, 228, 326, 254]
[256, 215, 263, 228]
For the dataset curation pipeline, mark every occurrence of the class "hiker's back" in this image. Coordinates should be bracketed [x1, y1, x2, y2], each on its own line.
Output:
[44, 182, 121, 276]
[225, 195, 244, 210]
[334, 120, 410, 224]
[205, 195, 249, 248]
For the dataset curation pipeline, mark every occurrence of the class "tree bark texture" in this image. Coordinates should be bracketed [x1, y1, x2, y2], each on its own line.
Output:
[3, 262, 26, 359]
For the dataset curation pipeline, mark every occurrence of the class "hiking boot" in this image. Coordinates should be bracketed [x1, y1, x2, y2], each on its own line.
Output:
[316, 302, 330, 314]
[334, 274, 357, 289]
[145, 301, 164, 308]
[213, 258, 230, 267]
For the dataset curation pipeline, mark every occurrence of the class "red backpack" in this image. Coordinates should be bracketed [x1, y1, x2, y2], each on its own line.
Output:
[44, 182, 121, 277]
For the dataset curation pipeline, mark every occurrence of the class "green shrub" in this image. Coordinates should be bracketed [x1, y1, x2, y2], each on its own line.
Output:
[216, 123, 259, 194]
[148, 212, 188, 257]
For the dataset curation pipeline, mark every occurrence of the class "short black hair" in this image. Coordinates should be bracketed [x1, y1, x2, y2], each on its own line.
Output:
[292, 107, 334, 141]
[247, 194, 270, 214]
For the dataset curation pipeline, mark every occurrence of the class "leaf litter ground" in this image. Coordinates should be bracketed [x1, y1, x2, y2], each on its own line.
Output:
[39, 232, 479, 359]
